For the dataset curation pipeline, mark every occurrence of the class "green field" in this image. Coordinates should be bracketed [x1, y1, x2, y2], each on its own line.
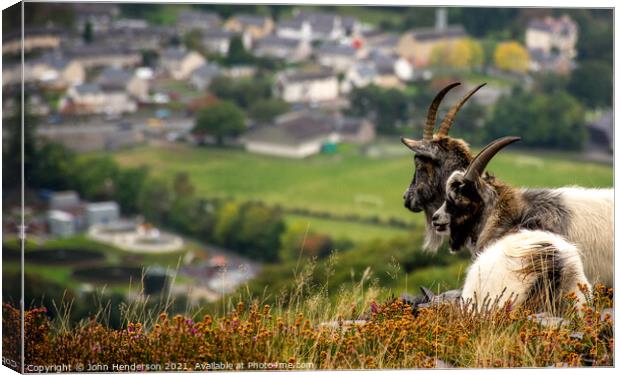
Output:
[111, 142, 613, 230]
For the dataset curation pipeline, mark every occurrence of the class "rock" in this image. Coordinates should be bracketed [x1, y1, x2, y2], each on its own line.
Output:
[528, 312, 569, 328]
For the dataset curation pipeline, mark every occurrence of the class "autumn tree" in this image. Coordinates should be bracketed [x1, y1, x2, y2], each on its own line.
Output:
[430, 38, 484, 69]
[494, 41, 530, 74]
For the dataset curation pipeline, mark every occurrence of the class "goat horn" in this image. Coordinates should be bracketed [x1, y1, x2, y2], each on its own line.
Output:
[436, 83, 487, 137]
[464, 136, 521, 181]
[423, 82, 461, 141]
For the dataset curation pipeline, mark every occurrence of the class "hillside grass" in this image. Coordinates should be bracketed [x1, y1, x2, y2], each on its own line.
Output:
[110, 142, 612, 227]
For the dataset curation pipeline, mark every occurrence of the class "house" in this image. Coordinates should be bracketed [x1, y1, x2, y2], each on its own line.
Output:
[253, 35, 311, 62]
[50, 191, 80, 210]
[316, 42, 365, 72]
[224, 14, 274, 40]
[276, 18, 312, 41]
[3, 53, 84, 88]
[397, 25, 467, 68]
[160, 47, 207, 80]
[244, 111, 339, 158]
[2, 27, 63, 54]
[64, 45, 142, 68]
[201, 28, 236, 55]
[276, 68, 339, 103]
[60, 83, 137, 115]
[335, 116, 376, 144]
[526, 15, 577, 59]
[361, 29, 400, 56]
[48, 210, 76, 237]
[86, 202, 120, 227]
[96, 67, 149, 100]
[527, 48, 574, 75]
[177, 10, 221, 33]
[73, 2, 119, 33]
[190, 63, 221, 91]
[92, 26, 176, 52]
[341, 54, 403, 93]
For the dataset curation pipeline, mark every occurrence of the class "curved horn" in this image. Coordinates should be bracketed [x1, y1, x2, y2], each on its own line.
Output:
[423, 82, 461, 141]
[464, 136, 521, 181]
[436, 83, 487, 137]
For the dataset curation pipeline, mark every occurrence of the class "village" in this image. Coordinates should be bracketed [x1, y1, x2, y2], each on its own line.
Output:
[4, 4, 607, 159]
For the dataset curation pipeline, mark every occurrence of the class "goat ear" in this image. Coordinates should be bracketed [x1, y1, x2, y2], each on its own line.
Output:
[401, 137, 436, 159]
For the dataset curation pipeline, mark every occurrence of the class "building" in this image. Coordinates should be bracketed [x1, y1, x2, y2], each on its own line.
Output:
[525, 15, 578, 74]
[397, 25, 467, 68]
[253, 35, 312, 62]
[64, 45, 142, 69]
[60, 83, 137, 115]
[176, 9, 222, 33]
[276, 11, 360, 41]
[96, 67, 149, 100]
[224, 14, 274, 40]
[50, 191, 80, 210]
[48, 210, 76, 237]
[160, 47, 207, 80]
[202, 28, 236, 55]
[525, 15, 578, 58]
[190, 63, 221, 91]
[86, 202, 120, 227]
[276, 68, 339, 103]
[335, 117, 376, 144]
[2, 27, 64, 54]
[244, 111, 339, 158]
[316, 42, 365, 73]
[73, 2, 119, 33]
[361, 29, 400, 56]
[4, 53, 85, 88]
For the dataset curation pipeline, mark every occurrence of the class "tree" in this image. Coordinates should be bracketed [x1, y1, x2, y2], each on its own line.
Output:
[348, 85, 410, 134]
[137, 178, 172, 224]
[208, 76, 273, 109]
[32, 141, 76, 191]
[3, 94, 38, 190]
[73, 156, 119, 200]
[113, 167, 149, 214]
[82, 21, 93, 44]
[213, 201, 241, 247]
[236, 203, 285, 262]
[226, 35, 254, 65]
[429, 38, 484, 69]
[279, 223, 333, 262]
[486, 90, 586, 150]
[172, 172, 195, 198]
[248, 98, 289, 124]
[193, 101, 246, 145]
[568, 60, 612, 109]
[457, 8, 519, 38]
[494, 41, 529, 74]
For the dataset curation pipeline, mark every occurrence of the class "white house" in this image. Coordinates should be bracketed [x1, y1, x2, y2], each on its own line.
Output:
[276, 68, 339, 103]
[86, 202, 120, 227]
[96, 66, 149, 100]
[48, 210, 76, 237]
[202, 28, 235, 55]
[316, 42, 365, 72]
[244, 111, 339, 158]
[60, 83, 137, 115]
[190, 63, 221, 91]
[525, 15, 578, 59]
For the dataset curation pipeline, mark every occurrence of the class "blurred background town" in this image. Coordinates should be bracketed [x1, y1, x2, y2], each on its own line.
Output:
[2, 2, 613, 326]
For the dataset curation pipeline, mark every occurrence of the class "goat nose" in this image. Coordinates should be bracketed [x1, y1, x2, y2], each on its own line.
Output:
[432, 212, 440, 223]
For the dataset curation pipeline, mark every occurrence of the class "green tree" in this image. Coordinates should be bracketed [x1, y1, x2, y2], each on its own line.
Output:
[208, 76, 273, 109]
[236, 203, 284, 262]
[172, 172, 195, 198]
[248, 98, 289, 124]
[348, 85, 410, 134]
[213, 201, 241, 246]
[32, 141, 76, 190]
[487, 90, 586, 150]
[73, 156, 119, 200]
[568, 60, 612, 109]
[193, 101, 246, 145]
[83, 21, 93, 43]
[114, 167, 149, 214]
[137, 178, 172, 224]
[2, 94, 38, 190]
[226, 35, 254, 65]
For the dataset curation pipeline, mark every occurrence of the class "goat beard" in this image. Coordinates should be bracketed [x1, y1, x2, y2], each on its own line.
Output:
[423, 210, 445, 252]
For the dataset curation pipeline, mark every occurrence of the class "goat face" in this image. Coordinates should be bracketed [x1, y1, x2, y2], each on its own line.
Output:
[433, 170, 485, 252]
[403, 138, 473, 215]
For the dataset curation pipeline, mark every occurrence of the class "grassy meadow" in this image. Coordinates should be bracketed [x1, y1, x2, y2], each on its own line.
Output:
[111, 142, 612, 236]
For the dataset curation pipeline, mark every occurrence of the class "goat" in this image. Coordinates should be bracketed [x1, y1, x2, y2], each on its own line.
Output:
[432, 137, 613, 287]
[401, 82, 483, 250]
[461, 229, 591, 312]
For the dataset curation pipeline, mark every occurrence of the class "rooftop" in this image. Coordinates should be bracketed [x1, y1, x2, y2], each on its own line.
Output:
[245, 111, 335, 146]
[410, 25, 467, 41]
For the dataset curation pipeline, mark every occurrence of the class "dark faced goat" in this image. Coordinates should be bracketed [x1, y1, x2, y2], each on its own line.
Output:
[433, 137, 613, 290]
